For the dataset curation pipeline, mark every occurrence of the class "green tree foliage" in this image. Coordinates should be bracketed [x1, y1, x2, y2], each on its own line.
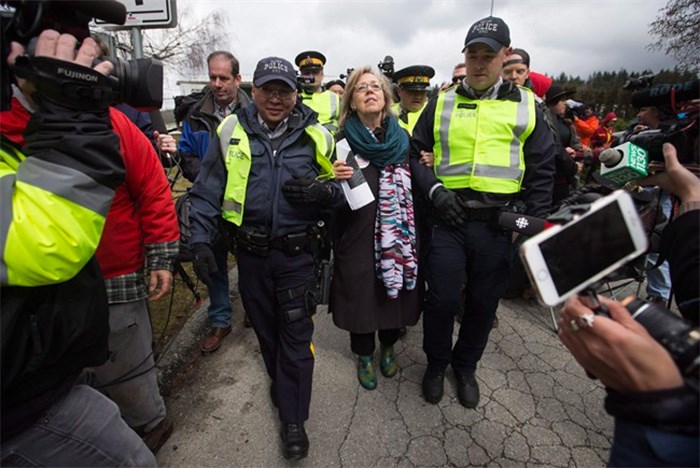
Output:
[647, 0, 700, 73]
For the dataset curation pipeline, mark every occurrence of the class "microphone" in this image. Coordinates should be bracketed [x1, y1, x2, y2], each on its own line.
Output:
[498, 211, 554, 237]
[74, 1, 127, 25]
[599, 147, 623, 167]
[630, 79, 699, 109]
[599, 142, 649, 186]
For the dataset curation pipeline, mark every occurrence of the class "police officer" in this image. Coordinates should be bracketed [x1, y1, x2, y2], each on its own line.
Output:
[187, 56, 343, 461]
[295, 50, 341, 134]
[410, 16, 555, 409]
[392, 65, 435, 135]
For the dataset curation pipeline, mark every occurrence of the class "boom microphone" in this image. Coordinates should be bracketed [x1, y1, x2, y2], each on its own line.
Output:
[630, 79, 699, 109]
[498, 211, 555, 237]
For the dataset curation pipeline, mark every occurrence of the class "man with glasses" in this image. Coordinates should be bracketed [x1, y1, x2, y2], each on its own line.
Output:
[440, 62, 467, 92]
[410, 16, 555, 409]
[295, 50, 341, 134]
[187, 57, 343, 461]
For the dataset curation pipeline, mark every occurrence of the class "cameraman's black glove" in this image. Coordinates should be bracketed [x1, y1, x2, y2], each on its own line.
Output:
[431, 185, 465, 227]
[282, 176, 333, 204]
[191, 243, 217, 287]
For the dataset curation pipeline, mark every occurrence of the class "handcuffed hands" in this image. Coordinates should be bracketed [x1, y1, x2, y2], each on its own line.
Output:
[282, 176, 333, 204]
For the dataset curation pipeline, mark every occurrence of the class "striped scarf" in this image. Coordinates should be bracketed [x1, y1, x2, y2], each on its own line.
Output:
[373, 163, 417, 298]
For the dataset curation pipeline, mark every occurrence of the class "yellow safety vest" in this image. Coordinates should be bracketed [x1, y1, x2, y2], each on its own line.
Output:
[300, 90, 341, 134]
[392, 102, 426, 136]
[432, 87, 536, 193]
[217, 115, 335, 226]
[0, 143, 108, 286]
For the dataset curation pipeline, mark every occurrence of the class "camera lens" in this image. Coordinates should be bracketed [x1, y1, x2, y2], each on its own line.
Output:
[626, 298, 699, 376]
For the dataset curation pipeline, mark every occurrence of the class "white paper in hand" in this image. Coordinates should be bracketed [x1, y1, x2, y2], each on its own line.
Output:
[336, 139, 374, 210]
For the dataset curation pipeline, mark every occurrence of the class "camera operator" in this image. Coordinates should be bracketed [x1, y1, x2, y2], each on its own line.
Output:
[0, 29, 155, 466]
[558, 143, 698, 467]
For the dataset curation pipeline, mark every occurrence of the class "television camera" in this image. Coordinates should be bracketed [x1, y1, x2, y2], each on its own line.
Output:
[624, 75, 699, 166]
[1, 0, 163, 111]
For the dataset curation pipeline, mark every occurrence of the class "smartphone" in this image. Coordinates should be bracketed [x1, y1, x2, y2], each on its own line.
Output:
[519, 190, 649, 306]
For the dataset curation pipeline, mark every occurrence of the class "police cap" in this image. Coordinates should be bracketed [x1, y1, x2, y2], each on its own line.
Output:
[295, 50, 326, 71]
[393, 65, 435, 91]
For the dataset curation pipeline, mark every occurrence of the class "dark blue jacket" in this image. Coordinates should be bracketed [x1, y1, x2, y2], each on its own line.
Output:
[188, 102, 343, 243]
[177, 88, 251, 182]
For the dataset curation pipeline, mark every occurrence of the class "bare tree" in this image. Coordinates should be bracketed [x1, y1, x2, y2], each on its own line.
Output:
[111, 5, 230, 79]
[647, 0, 700, 73]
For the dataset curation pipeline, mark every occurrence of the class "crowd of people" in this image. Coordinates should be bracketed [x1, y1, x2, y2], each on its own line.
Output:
[1, 5, 697, 467]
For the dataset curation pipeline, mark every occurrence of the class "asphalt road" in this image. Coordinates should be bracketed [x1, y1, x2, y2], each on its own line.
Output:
[154, 268, 641, 467]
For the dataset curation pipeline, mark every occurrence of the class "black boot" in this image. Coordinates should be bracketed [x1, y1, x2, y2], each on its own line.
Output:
[280, 422, 309, 460]
[455, 372, 480, 408]
[421, 368, 445, 404]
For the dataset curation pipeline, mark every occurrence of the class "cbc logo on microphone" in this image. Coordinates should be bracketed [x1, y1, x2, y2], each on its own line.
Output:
[515, 217, 529, 230]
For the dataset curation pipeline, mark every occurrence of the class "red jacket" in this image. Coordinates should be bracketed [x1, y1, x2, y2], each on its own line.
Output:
[2, 98, 179, 278]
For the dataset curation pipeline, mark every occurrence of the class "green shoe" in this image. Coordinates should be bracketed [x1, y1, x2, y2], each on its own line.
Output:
[380, 345, 398, 378]
[357, 355, 377, 390]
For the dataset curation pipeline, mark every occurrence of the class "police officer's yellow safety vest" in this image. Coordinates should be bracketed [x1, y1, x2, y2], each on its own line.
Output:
[433, 87, 536, 194]
[0, 143, 108, 286]
[216, 115, 335, 226]
[392, 102, 426, 136]
[300, 90, 341, 134]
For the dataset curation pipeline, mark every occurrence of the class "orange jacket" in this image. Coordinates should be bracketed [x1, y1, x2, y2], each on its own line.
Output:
[573, 115, 599, 148]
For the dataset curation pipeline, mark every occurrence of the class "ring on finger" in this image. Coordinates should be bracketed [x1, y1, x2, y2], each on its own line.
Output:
[578, 313, 595, 328]
[569, 319, 580, 332]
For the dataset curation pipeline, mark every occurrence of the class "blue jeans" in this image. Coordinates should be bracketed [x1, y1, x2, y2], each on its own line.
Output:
[207, 238, 233, 328]
[1, 384, 155, 467]
[608, 419, 699, 467]
[645, 192, 673, 300]
[423, 219, 511, 375]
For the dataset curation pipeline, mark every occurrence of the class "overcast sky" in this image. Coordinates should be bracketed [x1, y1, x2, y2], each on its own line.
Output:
[164, 0, 676, 101]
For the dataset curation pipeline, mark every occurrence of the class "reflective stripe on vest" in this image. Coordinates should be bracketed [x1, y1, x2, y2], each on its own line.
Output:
[1, 144, 107, 286]
[433, 87, 536, 193]
[217, 115, 335, 226]
[302, 91, 340, 134]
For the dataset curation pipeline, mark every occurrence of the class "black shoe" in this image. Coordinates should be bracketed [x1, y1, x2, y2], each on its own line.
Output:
[270, 383, 278, 408]
[422, 369, 445, 404]
[280, 423, 309, 460]
[455, 372, 480, 408]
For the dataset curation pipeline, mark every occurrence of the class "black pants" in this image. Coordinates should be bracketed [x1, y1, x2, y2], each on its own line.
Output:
[423, 219, 511, 376]
[350, 329, 400, 356]
[236, 248, 316, 424]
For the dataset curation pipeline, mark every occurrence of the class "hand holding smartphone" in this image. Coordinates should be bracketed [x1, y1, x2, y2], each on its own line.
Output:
[520, 190, 649, 306]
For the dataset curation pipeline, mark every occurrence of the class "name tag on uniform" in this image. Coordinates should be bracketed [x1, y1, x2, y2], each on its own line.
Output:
[457, 103, 477, 110]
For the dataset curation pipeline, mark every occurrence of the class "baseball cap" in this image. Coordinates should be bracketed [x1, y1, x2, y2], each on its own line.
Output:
[462, 16, 511, 52]
[253, 57, 297, 89]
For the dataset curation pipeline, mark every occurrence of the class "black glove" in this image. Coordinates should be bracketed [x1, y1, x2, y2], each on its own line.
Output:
[191, 243, 217, 287]
[431, 185, 465, 227]
[282, 176, 333, 204]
